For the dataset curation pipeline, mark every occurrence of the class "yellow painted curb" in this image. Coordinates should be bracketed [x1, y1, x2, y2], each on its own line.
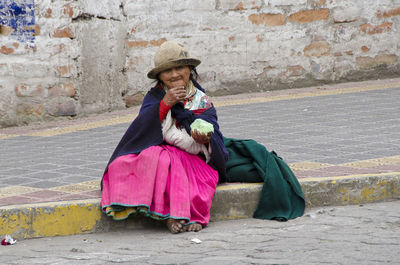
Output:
[300, 173, 400, 208]
[1, 173, 399, 239]
[0, 199, 102, 239]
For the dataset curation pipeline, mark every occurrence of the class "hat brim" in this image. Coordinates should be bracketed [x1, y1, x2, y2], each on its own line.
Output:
[147, 58, 201, 79]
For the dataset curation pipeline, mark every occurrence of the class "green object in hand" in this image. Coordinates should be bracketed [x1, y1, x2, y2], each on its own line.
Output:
[190, 119, 214, 134]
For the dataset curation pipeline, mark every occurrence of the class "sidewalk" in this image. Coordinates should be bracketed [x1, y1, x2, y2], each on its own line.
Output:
[1, 78, 400, 239]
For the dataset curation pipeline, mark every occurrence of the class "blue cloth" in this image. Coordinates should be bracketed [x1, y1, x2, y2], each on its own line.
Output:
[103, 80, 228, 184]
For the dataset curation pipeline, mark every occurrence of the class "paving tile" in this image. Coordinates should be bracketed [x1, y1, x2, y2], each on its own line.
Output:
[290, 162, 333, 171]
[365, 164, 400, 172]
[80, 179, 101, 188]
[56, 175, 98, 184]
[56, 193, 99, 201]
[0, 195, 43, 206]
[22, 189, 71, 200]
[0, 186, 41, 198]
[83, 189, 102, 197]
[23, 171, 68, 180]
[37, 158, 92, 167]
[0, 168, 35, 177]
[1, 86, 399, 206]
[322, 165, 388, 174]
[50, 183, 100, 193]
[294, 170, 323, 178]
[296, 166, 389, 178]
[51, 166, 103, 177]
[57, 189, 102, 201]
[23, 180, 68, 189]
[0, 176, 38, 186]
[83, 162, 108, 171]
[340, 160, 384, 168]
[375, 149, 400, 157]
[25, 163, 69, 171]
[316, 156, 360, 164]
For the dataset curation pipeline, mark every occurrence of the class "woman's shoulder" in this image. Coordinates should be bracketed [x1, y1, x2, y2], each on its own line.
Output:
[145, 84, 164, 99]
[138, 85, 164, 111]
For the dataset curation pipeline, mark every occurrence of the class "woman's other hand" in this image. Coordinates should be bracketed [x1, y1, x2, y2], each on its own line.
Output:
[163, 86, 186, 106]
[191, 129, 212, 144]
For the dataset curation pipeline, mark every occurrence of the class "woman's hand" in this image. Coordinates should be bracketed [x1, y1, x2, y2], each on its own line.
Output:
[191, 129, 212, 144]
[163, 86, 186, 106]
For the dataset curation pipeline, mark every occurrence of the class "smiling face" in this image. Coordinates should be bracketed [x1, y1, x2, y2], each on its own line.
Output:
[159, 66, 191, 89]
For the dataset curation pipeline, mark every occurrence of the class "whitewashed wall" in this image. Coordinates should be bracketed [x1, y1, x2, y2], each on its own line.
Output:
[0, 0, 399, 127]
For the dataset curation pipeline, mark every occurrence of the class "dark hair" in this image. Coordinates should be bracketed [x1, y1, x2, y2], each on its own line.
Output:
[155, 66, 199, 86]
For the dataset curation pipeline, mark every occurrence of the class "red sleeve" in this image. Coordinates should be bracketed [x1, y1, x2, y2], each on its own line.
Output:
[159, 100, 172, 121]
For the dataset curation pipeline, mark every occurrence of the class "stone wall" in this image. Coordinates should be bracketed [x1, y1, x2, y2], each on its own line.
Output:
[0, 0, 399, 127]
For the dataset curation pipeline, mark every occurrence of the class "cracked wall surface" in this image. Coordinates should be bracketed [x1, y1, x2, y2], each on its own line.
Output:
[0, 0, 399, 127]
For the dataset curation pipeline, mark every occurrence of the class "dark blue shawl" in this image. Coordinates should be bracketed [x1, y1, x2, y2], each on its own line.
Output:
[103, 80, 228, 183]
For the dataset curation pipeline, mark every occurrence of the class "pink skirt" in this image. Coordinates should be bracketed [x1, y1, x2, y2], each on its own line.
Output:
[101, 144, 219, 226]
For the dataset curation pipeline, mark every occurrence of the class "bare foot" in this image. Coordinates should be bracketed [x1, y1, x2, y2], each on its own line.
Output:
[184, 222, 203, 232]
[167, 219, 185, 234]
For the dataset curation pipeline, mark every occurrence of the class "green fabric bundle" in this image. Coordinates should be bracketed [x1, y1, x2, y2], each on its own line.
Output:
[223, 137, 305, 221]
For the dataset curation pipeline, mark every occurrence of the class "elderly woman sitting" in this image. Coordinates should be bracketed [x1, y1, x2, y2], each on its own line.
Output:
[101, 41, 228, 233]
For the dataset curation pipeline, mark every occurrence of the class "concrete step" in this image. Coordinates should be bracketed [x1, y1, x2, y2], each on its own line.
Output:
[1, 173, 399, 240]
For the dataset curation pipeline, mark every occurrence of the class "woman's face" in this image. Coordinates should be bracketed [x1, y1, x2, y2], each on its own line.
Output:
[159, 66, 191, 89]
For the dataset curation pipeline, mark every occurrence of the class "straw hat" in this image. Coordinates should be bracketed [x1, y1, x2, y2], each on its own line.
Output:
[147, 41, 201, 79]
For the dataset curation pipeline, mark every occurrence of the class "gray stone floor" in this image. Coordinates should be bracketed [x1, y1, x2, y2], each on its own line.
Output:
[218, 87, 400, 164]
[0, 86, 399, 204]
[2, 200, 399, 265]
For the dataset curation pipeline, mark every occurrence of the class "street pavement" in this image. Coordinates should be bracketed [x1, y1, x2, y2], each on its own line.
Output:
[0, 79, 399, 205]
[1, 200, 399, 264]
[0, 78, 400, 239]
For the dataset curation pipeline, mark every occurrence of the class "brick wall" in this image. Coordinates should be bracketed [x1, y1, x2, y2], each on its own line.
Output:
[0, 0, 399, 127]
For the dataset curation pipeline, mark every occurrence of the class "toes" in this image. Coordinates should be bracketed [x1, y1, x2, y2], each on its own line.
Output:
[172, 225, 179, 233]
[178, 220, 186, 232]
[193, 224, 202, 232]
[167, 219, 179, 234]
[186, 223, 202, 232]
[167, 219, 186, 234]
[168, 220, 203, 233]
